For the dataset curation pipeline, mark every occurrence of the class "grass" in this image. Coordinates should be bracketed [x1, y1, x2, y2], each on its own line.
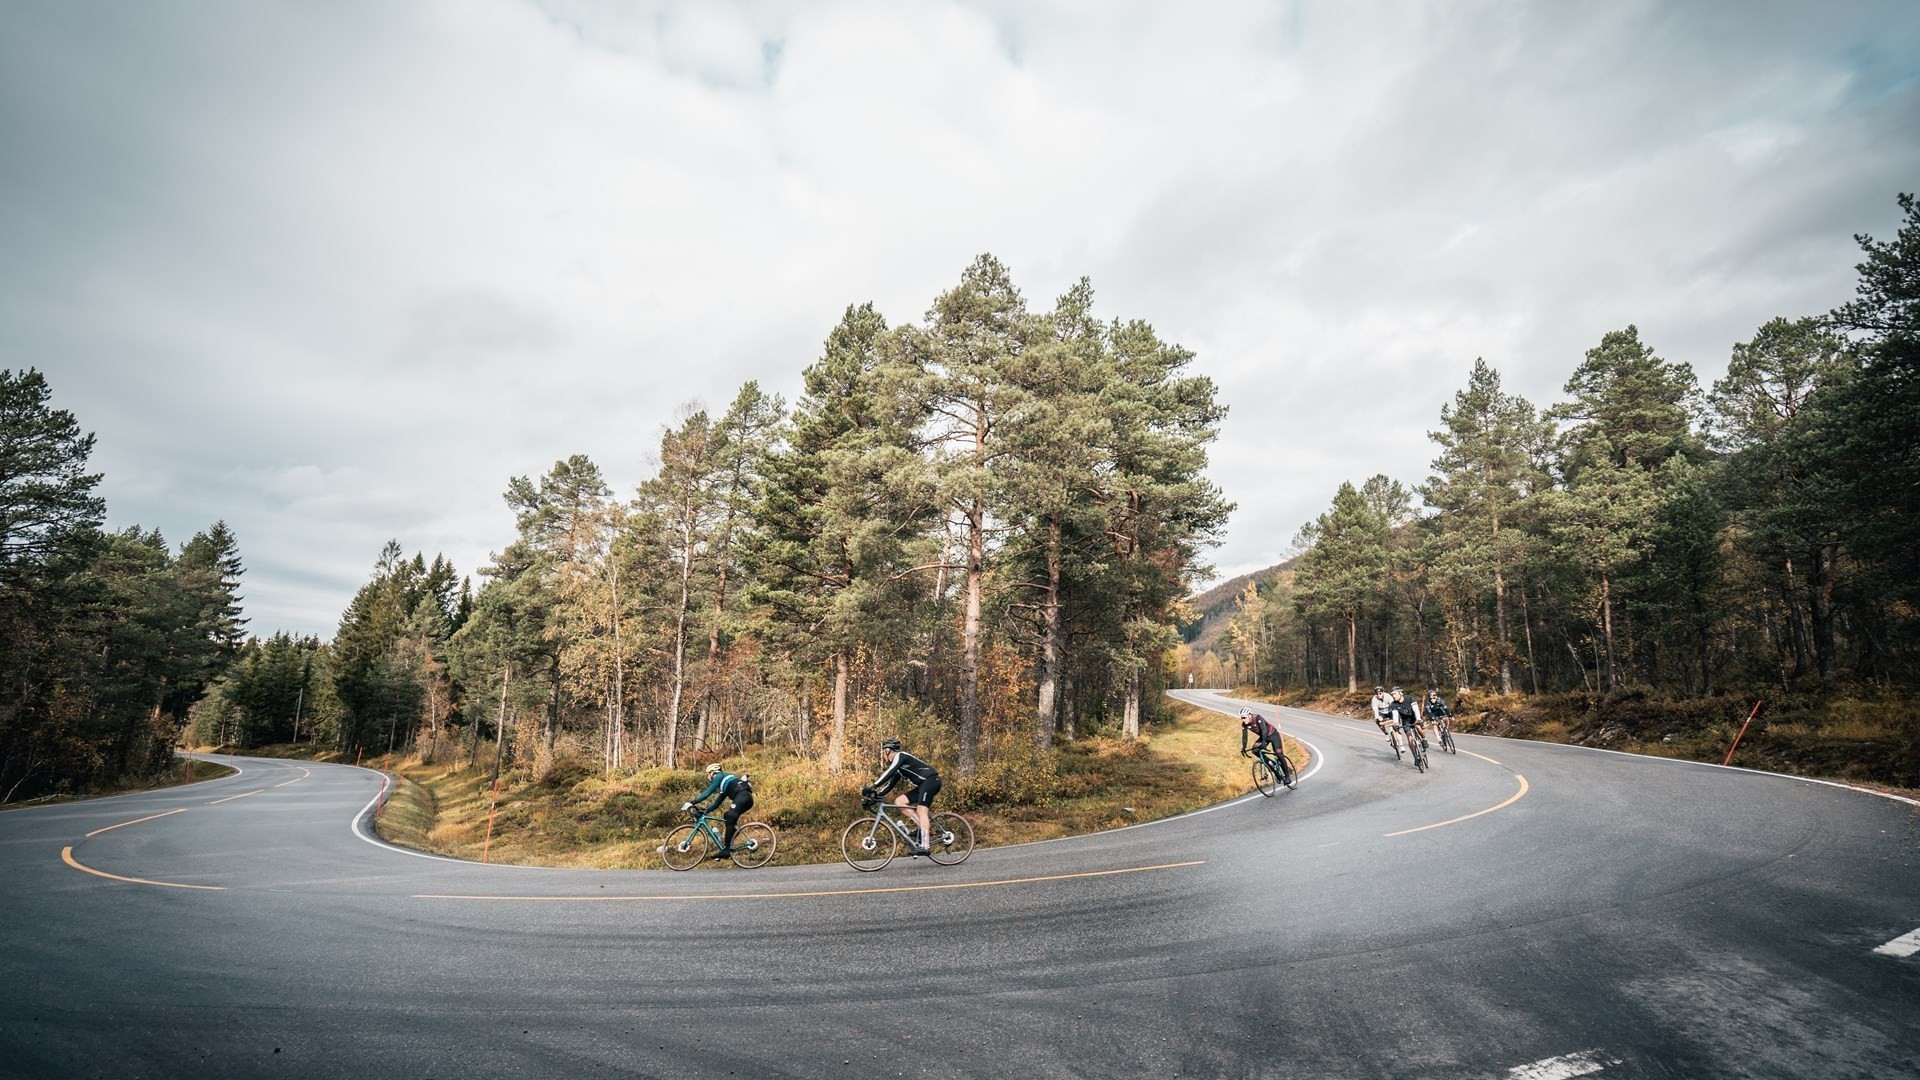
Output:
[346, 701, 1308, 869]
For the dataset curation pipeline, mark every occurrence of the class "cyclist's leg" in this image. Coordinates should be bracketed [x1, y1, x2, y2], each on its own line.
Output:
[722, 801, 746, 849]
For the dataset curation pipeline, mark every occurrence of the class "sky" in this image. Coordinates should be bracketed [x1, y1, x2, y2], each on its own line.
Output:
[3, 1, 1917, 638]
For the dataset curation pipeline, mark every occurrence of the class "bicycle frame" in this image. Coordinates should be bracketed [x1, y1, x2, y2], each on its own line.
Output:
[860, 800, 923, 843]
[1255, 744, 1291, 781]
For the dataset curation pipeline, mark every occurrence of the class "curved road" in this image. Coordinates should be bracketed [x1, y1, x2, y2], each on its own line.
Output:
[3, 691, 1917, 1078]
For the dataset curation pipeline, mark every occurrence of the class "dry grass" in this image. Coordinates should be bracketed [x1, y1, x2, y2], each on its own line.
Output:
[367, 700, 1299, 869]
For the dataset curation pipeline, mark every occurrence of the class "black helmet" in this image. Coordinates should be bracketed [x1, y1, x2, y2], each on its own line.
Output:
[881, 737, 902, 752]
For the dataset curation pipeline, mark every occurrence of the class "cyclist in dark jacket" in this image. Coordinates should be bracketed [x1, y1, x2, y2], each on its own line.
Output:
[1386, 688, 1425, 750]
[682, 762, 753, 857]
[1239, 710, 1293, 783]
[1424, 691, 1451, 721]
[867, 738, 940, 854]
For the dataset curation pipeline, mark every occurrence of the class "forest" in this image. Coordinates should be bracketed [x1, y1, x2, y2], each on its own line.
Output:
[1199, 195, 1920, 718]
[182, 254, 1230, 789]
[3, 193, 1915, 804]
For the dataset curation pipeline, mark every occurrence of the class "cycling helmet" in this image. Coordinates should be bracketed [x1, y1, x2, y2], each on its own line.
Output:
[1390, 687, 1404, 695]
[880, 738, 902, 752]
[705, 763, 723, 776]
[1374, 686, 1385, 693]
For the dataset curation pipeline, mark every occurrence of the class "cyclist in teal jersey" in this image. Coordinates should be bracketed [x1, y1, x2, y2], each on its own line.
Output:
[682, 762, 754, 858]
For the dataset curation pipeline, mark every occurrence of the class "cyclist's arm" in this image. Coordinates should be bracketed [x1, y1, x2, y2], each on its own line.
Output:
[871, 753, 904, 795]
[687, 774, 723, 809]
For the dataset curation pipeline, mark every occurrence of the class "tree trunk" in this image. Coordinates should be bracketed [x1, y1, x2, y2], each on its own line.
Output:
[1121, 668, 1142, 739]
[1346, 614, 1358, 693]
[827, 650, 849, 775]
[958, 497, 984, 775]
[1520, 579, 1541, 695]
[663, 525, 695, 770]
[1033, 513, 1062, 752]
[1600, 572, 1618, 691]
[1492, 508, 1512, 695]
[490, 664, 511, 784]
[1808, 544, 1837, 679]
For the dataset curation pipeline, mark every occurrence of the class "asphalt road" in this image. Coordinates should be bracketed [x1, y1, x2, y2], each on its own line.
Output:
[3, 690, 1917, 1079]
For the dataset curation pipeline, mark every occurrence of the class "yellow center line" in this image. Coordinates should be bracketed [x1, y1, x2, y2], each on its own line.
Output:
[1384, 773, 1530, 837]
[85, 807, 186, 837]
[273, 768, 311, 789]
[415, 859, 1207, 902]
[209, 789, 262, 804]
[1455, 747, 1502, 766]
[61, 846, 224, 891]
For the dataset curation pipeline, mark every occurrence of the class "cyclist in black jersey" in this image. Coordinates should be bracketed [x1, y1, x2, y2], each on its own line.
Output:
[866, 738, 941, 854]
[682, 762, 753, 857]
[1385, 688, 1425, 750]
[1239, 710, 1293, 783]
[1424, 691, 1451, 723]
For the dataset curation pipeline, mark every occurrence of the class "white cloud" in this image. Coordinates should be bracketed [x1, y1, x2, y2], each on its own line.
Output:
[3, 0, 1916, 632]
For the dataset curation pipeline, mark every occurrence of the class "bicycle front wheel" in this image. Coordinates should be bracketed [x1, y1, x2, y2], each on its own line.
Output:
[1390, 730, 1403, 759]
[662, 823, 709, 871]
[730, 822, 776, 868]
[841, 816, 896, 872]
[1251, 757, 1277, 797]
[1412, 739, 1427, 773]
[1441, 726, 1457, 754]
[926, 812, 973, 865]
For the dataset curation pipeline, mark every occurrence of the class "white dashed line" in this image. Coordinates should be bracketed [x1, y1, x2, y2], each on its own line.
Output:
[1506, 1049, 1618, 1079]
[1872, 928, 1920, 957]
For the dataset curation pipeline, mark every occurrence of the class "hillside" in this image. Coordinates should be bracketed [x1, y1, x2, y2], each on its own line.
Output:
[1184, 556, 1295, 654]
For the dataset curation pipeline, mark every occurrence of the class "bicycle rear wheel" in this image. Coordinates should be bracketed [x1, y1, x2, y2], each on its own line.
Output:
[841, 816, 896, 872]
[1251, 757, 1277, 797]
[730, 822, 776, 868]
[1279, 750, 1298, 789]
[662, 823, 709, 871]
[926, 812, 973, 865]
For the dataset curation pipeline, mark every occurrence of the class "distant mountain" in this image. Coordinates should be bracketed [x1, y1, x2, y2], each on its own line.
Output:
[1183, 556, 1296, 654]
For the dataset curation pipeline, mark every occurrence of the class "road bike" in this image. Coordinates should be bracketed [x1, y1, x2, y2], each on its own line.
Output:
[1433, 712, 1457, 754]
[1403, 722, 1429, 773]
[841, 793, 973, 872]
[1248, 742, 1297, 797]
[1377, 719, 1403, 760]
[661, 808, 776, 870]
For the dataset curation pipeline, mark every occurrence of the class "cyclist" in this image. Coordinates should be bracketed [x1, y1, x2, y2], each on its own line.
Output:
[682, 762, 753, 858]
[866, 738, 940, 855]
[1239, 709, 1294, 784]
[1369, 685, 1395, 746]
[1386, 687, 1426, 752]
[1426, 690, 1454, 748]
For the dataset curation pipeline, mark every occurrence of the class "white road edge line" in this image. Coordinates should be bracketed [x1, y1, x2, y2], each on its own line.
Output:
[1873, 928, 1920, 957]
[1507, 1048, 1618, 1079]
[1177, 691, 1920, 811]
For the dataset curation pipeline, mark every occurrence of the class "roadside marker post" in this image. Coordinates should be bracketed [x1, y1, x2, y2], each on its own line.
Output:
[482, 774, 503, 863]
[1722, 700, 1763, 766]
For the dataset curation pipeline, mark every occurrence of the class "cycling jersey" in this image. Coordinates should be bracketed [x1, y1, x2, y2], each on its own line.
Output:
[1241, 714, 1282, 755]
[873, 751, 938, 797]
[1370, 693, 1393, 721]
[1425, 697, 1451, 720]
[690, 772, 751, 812]
[1385, 698, 1421, 728]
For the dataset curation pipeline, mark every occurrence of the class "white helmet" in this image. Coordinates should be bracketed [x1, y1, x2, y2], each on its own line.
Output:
[705, 763, 723, 776]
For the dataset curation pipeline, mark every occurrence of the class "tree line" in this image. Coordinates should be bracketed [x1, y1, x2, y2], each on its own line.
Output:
[0, 369, 245, 801]
[1205, 194, 1920, 699]
[184, 255, 1230, 783]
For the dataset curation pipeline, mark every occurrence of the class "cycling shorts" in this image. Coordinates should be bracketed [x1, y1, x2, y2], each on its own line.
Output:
[904, 777, 942, 807]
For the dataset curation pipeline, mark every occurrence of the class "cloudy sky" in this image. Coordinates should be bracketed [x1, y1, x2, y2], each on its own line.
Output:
[4, 1, 1916, 637]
